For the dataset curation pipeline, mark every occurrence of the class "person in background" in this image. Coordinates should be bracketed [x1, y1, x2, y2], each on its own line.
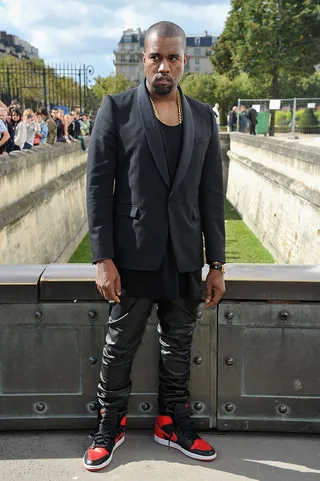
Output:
[0, 107, 14, 153]
[248, 105, 258, 135]
[11, 108, 27, 150]
[58, 109, 71, 143]
[228, 106, 238, 132]
[212, 103, 220, 132]
[24, 114, 36, 149]
[82, 114, 90, 135]
[34, 111, 48, 144]
[74, 111, 87, 151]
[0, 116, 10, 155]
[239, 105, 249, 133]
[51, 107, 65, 142]
[40, 107, 56, 145]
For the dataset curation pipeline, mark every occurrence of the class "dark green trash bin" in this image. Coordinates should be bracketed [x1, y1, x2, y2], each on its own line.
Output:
[256, 111, 271, 135]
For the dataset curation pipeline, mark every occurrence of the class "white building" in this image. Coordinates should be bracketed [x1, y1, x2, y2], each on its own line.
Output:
[114, 29, 217, 83]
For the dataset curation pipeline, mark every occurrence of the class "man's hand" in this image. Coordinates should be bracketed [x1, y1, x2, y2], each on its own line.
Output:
[204, 269, 225, 309]
[96, 259, 121, 303]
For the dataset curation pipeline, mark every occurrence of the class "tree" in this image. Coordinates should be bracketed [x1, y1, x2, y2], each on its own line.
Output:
[211, 0, 320, 134]
[91, 74, 135, 101]
[180, 73, 217, 105]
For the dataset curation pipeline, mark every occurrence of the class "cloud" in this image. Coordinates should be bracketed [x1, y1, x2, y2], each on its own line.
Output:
[0, 0, 231, 76]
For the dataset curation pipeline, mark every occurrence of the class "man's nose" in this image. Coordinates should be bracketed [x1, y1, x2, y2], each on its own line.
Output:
[158, 59, 170, 73]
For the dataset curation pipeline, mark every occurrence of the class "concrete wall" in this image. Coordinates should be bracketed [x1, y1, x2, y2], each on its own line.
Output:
[226, 133, 320, 264]
[0, 142, 88, 264]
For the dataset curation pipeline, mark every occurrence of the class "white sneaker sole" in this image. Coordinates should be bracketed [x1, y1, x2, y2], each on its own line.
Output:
[83, 434, 125, 471]
[154, 434, 217, 461]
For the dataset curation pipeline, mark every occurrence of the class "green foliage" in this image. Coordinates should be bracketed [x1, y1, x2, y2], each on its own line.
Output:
[92, 74, 135, 100]
[180, 73, 217, 105]
[212, 0, 320, 97]
[297, 108, 320, 133]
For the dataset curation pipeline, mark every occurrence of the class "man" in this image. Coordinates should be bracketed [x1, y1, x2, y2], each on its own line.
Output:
[85, 21, 225, 472]
[239, 105, 249, 134]
[228, 106, 238, 132]
[212, 103, 220, 132]
[40, 107, 57, 145]
[248, 105, 258, 135]
[51, 107, 66, 142]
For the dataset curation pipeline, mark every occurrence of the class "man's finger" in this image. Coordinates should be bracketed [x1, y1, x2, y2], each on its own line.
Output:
[114, 275, 122, 297]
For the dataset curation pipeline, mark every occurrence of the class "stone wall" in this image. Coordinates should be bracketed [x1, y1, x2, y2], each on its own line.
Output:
[226, 134, 320, 264]
[0, 142, 88, 264]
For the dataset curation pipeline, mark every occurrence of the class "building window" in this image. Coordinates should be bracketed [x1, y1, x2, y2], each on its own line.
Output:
[195, 58, 200, 65]
[194, 48, 201, 55]
[123, 35, 132, 43]
[121, 56, 126, 62]
[195, 37, 200, 46]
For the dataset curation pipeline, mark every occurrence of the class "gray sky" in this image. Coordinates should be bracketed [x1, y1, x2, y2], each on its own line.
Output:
[0, 0, 231, 78]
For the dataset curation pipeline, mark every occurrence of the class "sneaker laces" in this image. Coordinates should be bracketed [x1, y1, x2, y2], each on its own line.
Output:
[175, 417, 200, 445]
[91, 427, 118, 448]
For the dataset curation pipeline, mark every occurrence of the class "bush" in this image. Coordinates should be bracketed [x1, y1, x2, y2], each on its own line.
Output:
[297, 108, 320, 134]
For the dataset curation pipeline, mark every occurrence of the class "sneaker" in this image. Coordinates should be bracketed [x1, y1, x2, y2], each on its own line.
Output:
[154, 404, 217, 461]
[83, 412, 126, 471]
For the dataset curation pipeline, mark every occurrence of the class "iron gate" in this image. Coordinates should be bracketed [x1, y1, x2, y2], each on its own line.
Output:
[0, 61, 95, 112]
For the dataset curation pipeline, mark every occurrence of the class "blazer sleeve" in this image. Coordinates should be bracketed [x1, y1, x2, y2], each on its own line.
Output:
[86, 95, 117, 263]
[199, 105, 226, 264]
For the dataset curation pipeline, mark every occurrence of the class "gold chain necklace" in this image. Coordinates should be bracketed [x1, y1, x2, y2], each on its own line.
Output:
[149, 90, 183, 125]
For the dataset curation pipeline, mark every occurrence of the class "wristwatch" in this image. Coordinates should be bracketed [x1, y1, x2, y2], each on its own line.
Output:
[209, 262, 225, 275]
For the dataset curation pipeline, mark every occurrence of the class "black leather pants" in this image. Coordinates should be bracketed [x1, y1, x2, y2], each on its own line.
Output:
[97, 297, 199, 416]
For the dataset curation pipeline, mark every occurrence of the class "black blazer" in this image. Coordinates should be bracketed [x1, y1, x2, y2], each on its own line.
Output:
[86, 81, 225, 272]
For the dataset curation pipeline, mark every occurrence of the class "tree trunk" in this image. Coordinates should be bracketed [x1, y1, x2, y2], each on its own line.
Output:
[269, 70, 280, 136]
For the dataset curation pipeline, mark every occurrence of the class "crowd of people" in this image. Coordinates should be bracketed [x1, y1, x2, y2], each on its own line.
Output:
[0, 99, 93, 156]
[211, 102, 258, 135]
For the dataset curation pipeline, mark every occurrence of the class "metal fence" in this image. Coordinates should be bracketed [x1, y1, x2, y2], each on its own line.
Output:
[0, 62, 96, 113]
[237, 98, 320, 137]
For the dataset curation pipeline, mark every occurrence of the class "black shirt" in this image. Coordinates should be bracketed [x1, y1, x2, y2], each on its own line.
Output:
[118, 120, 202, 301]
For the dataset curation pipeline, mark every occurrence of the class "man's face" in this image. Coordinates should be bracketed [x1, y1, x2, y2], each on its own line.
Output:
[36, 114, 42, 123]
[0, 109, 6, 121]
[143, 35, 187, 95]
[51, 110, 58, 119]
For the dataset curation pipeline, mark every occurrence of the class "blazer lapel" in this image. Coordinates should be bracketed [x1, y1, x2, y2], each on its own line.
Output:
[171, 87, 194, 193]
[137, 81, 170, 187]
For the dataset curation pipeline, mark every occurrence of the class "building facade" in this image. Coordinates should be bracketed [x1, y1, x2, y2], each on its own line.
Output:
[114, 29, 217, 82]
[0, 32, 39, 60]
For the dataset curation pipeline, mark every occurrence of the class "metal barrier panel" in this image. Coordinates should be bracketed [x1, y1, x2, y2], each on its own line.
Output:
[217, 264, 320, 433]
[0, 265, 217, 430]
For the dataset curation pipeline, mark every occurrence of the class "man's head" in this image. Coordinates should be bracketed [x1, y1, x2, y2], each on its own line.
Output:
[143, 21, 188, 96]
[215, 103, 220, 109]
[51, 108, 59, 120]
[82, 114, 87, 121]
[40, 107, 49, 120]
[232, 106, 238, 112]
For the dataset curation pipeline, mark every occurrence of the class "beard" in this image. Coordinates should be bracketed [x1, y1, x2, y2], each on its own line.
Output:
[151, 75, 174, 95]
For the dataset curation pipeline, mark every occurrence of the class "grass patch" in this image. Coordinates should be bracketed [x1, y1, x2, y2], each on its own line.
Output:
[68, 200, 275, 264]
[68, 233, 91, 263]
[225, 200, 275, 263]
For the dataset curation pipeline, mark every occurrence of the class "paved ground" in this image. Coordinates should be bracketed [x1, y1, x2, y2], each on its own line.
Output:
[0, 430, 320, 481]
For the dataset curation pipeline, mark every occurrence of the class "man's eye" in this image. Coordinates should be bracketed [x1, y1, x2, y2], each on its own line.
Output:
[150, 56, 159, 60]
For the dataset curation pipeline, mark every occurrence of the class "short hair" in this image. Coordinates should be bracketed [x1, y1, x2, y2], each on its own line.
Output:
[40, 107, 49, 117]
[144, 21, 186, 50]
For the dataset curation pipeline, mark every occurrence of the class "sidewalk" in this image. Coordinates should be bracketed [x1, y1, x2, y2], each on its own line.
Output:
[0, 430, 320, 481]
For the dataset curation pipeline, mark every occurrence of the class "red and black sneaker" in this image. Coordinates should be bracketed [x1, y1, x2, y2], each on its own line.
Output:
[154, 404, 217, 462]
[83, 413, 126, 472]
